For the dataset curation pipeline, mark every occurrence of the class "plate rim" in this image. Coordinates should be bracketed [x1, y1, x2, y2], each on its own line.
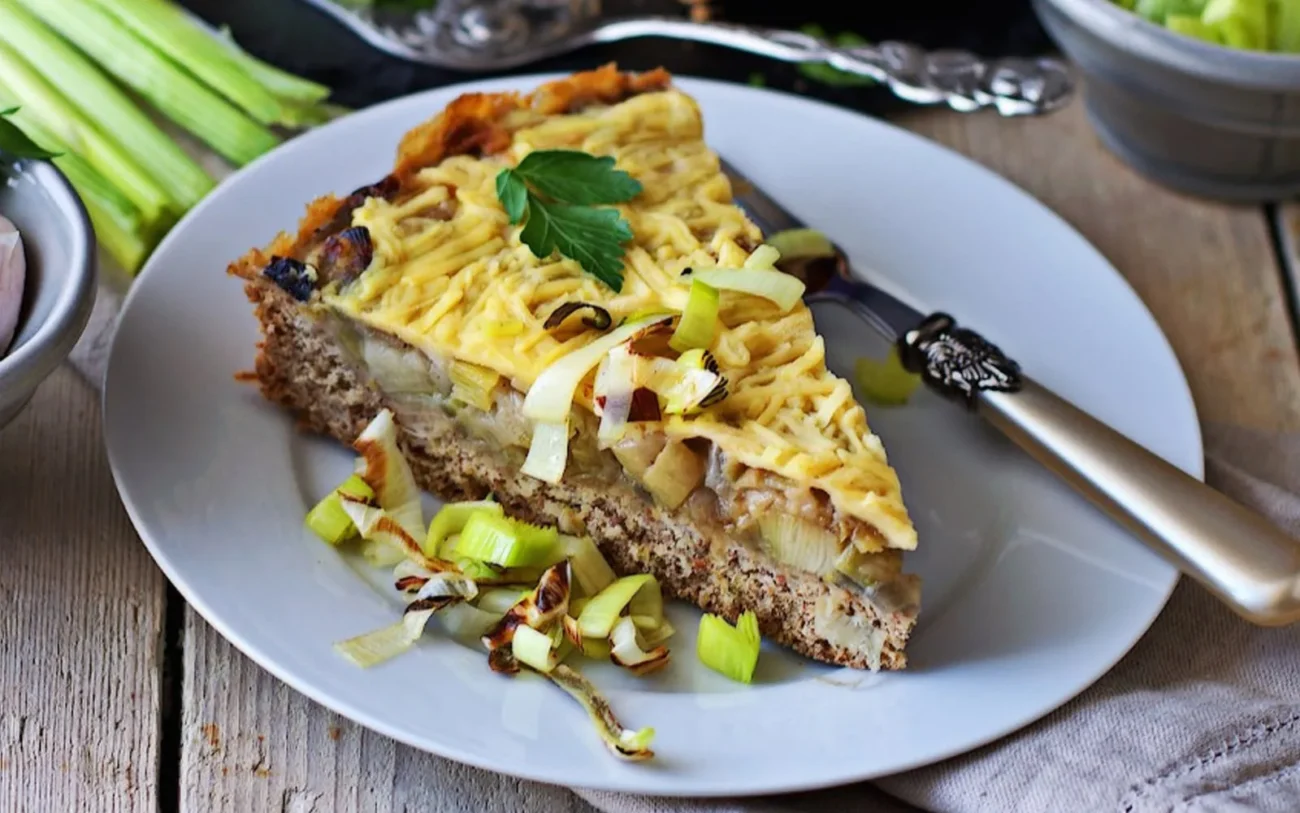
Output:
[104, 72, 1195, 797]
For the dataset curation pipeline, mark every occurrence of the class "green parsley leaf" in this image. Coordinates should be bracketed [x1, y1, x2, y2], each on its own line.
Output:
[494, 149, 642, 290]
[496, 168, 529, 225]
[512, 150, 642, 206]
[0, 108, 59, 161]
[521, 199, 633, 293]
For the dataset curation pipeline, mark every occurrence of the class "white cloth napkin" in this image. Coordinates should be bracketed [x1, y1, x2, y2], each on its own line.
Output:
[71, 280, 1300, 813]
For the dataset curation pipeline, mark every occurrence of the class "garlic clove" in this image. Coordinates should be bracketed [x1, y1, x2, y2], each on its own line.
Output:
[0, 215, 26, 357]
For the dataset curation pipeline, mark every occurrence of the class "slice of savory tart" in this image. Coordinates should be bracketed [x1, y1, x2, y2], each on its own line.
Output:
[230, 64, 921, 670]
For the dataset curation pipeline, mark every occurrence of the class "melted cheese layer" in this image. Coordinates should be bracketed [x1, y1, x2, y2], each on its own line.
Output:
[326, 88, 916, 551]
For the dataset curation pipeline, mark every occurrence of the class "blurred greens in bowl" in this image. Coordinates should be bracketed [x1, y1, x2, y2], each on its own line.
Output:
[1036, 0, 1300, 201]
[1115, 0, 1300, 52]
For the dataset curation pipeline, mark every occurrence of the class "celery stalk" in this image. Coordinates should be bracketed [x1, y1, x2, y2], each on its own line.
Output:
[0, 40, 175, 227]
[83, 0, 329, 127]
[15, 0, 281, 166]
[0, 1, 212, 209]
[206, 24, 332, 105]
[85, 196, 150, 274]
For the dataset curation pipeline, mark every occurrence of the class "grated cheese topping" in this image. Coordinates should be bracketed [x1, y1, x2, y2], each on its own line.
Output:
[325, 88, 916, 550]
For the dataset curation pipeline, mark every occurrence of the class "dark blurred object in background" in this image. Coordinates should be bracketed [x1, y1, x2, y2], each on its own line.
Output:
[179, 0, 1052, 117]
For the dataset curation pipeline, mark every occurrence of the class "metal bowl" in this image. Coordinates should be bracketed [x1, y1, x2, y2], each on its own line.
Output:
[0, 161, 96, 430]
[1034, 0, 1300, 202]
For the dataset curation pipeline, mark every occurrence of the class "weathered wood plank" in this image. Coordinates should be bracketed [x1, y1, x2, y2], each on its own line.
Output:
[898, 100, 1300, 433]
[180, 612, 600, 813]
[0, 369, 165, 812]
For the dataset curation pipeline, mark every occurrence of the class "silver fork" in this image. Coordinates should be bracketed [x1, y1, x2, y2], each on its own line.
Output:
[303, 0, 1074, 117]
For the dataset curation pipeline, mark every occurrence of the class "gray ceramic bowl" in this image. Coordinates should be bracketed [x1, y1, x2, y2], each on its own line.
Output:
[0, 161, 96, 429]
[1035, 0, 1300, 202]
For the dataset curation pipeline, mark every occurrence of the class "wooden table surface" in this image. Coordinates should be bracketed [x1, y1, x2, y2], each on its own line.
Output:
[4, 91, 1300, 813]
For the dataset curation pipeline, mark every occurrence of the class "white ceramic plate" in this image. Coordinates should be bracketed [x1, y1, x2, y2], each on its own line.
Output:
[104, 75, 1198, 797]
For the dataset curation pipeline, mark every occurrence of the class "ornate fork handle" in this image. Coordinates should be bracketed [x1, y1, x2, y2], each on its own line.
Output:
[302, 0, 1075, 116]
[587, 19, 1075, 116]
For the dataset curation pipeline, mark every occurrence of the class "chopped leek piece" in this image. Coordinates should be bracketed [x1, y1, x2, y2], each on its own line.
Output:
[766, 228, 835, 260]
[568, 597, 590, 618]
[742, 244, 781, 270]
[361, 537, 406, 568]
[0, 39, 175, 225]
[833, 545, 903, 589]
[758, 513, 839, 577]
[437, 601, 502, 642]
[577, 574, 654, 639]
[668, 279, 719, 352]
[414, 572, 479, 601]
[512, 624, 562, 673]
[561, 614, 614, 659]
[627, 577, 664, 627]
[424, 499, 503, 556]
[641, 439, 706, 509]
[354, 409, 425, 543]
[455, 512, 562, 568]
[521, 419, 570, 484]
[594, 345, 637, 445]
[687, 268, 805, 313]
[658, 366, 723, 416]
[341, 498, 434, 568]
[639, 619, 676, 648]
[0, 2, 213, 209]
[546, 664, 655, 760]
[16, 0, 282, 166]
[522, 315, 671, 423]
[476, 587, 533, 615]
[82, 0, 329, 127]
[454, 558, 503, 581]
[449, 359, 501, 411]
[334, 608, 435, 668]
[854, 345, 921, 406]
[304, 473, 375, 545]
[561, 534, 617, 597]
[697, 610, 761, 684]
[609, 616, 671, 675]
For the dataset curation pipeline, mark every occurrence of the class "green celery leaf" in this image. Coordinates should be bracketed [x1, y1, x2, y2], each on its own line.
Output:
[496, 168, 529, 224]
[513, 150, 642, 205]
[0, 109, 59, 160]
[520, 199, 632, 292]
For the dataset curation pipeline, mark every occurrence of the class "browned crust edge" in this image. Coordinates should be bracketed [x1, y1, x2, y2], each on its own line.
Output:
[244, 280, 911, 670]
[227, 64, 672, 284]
